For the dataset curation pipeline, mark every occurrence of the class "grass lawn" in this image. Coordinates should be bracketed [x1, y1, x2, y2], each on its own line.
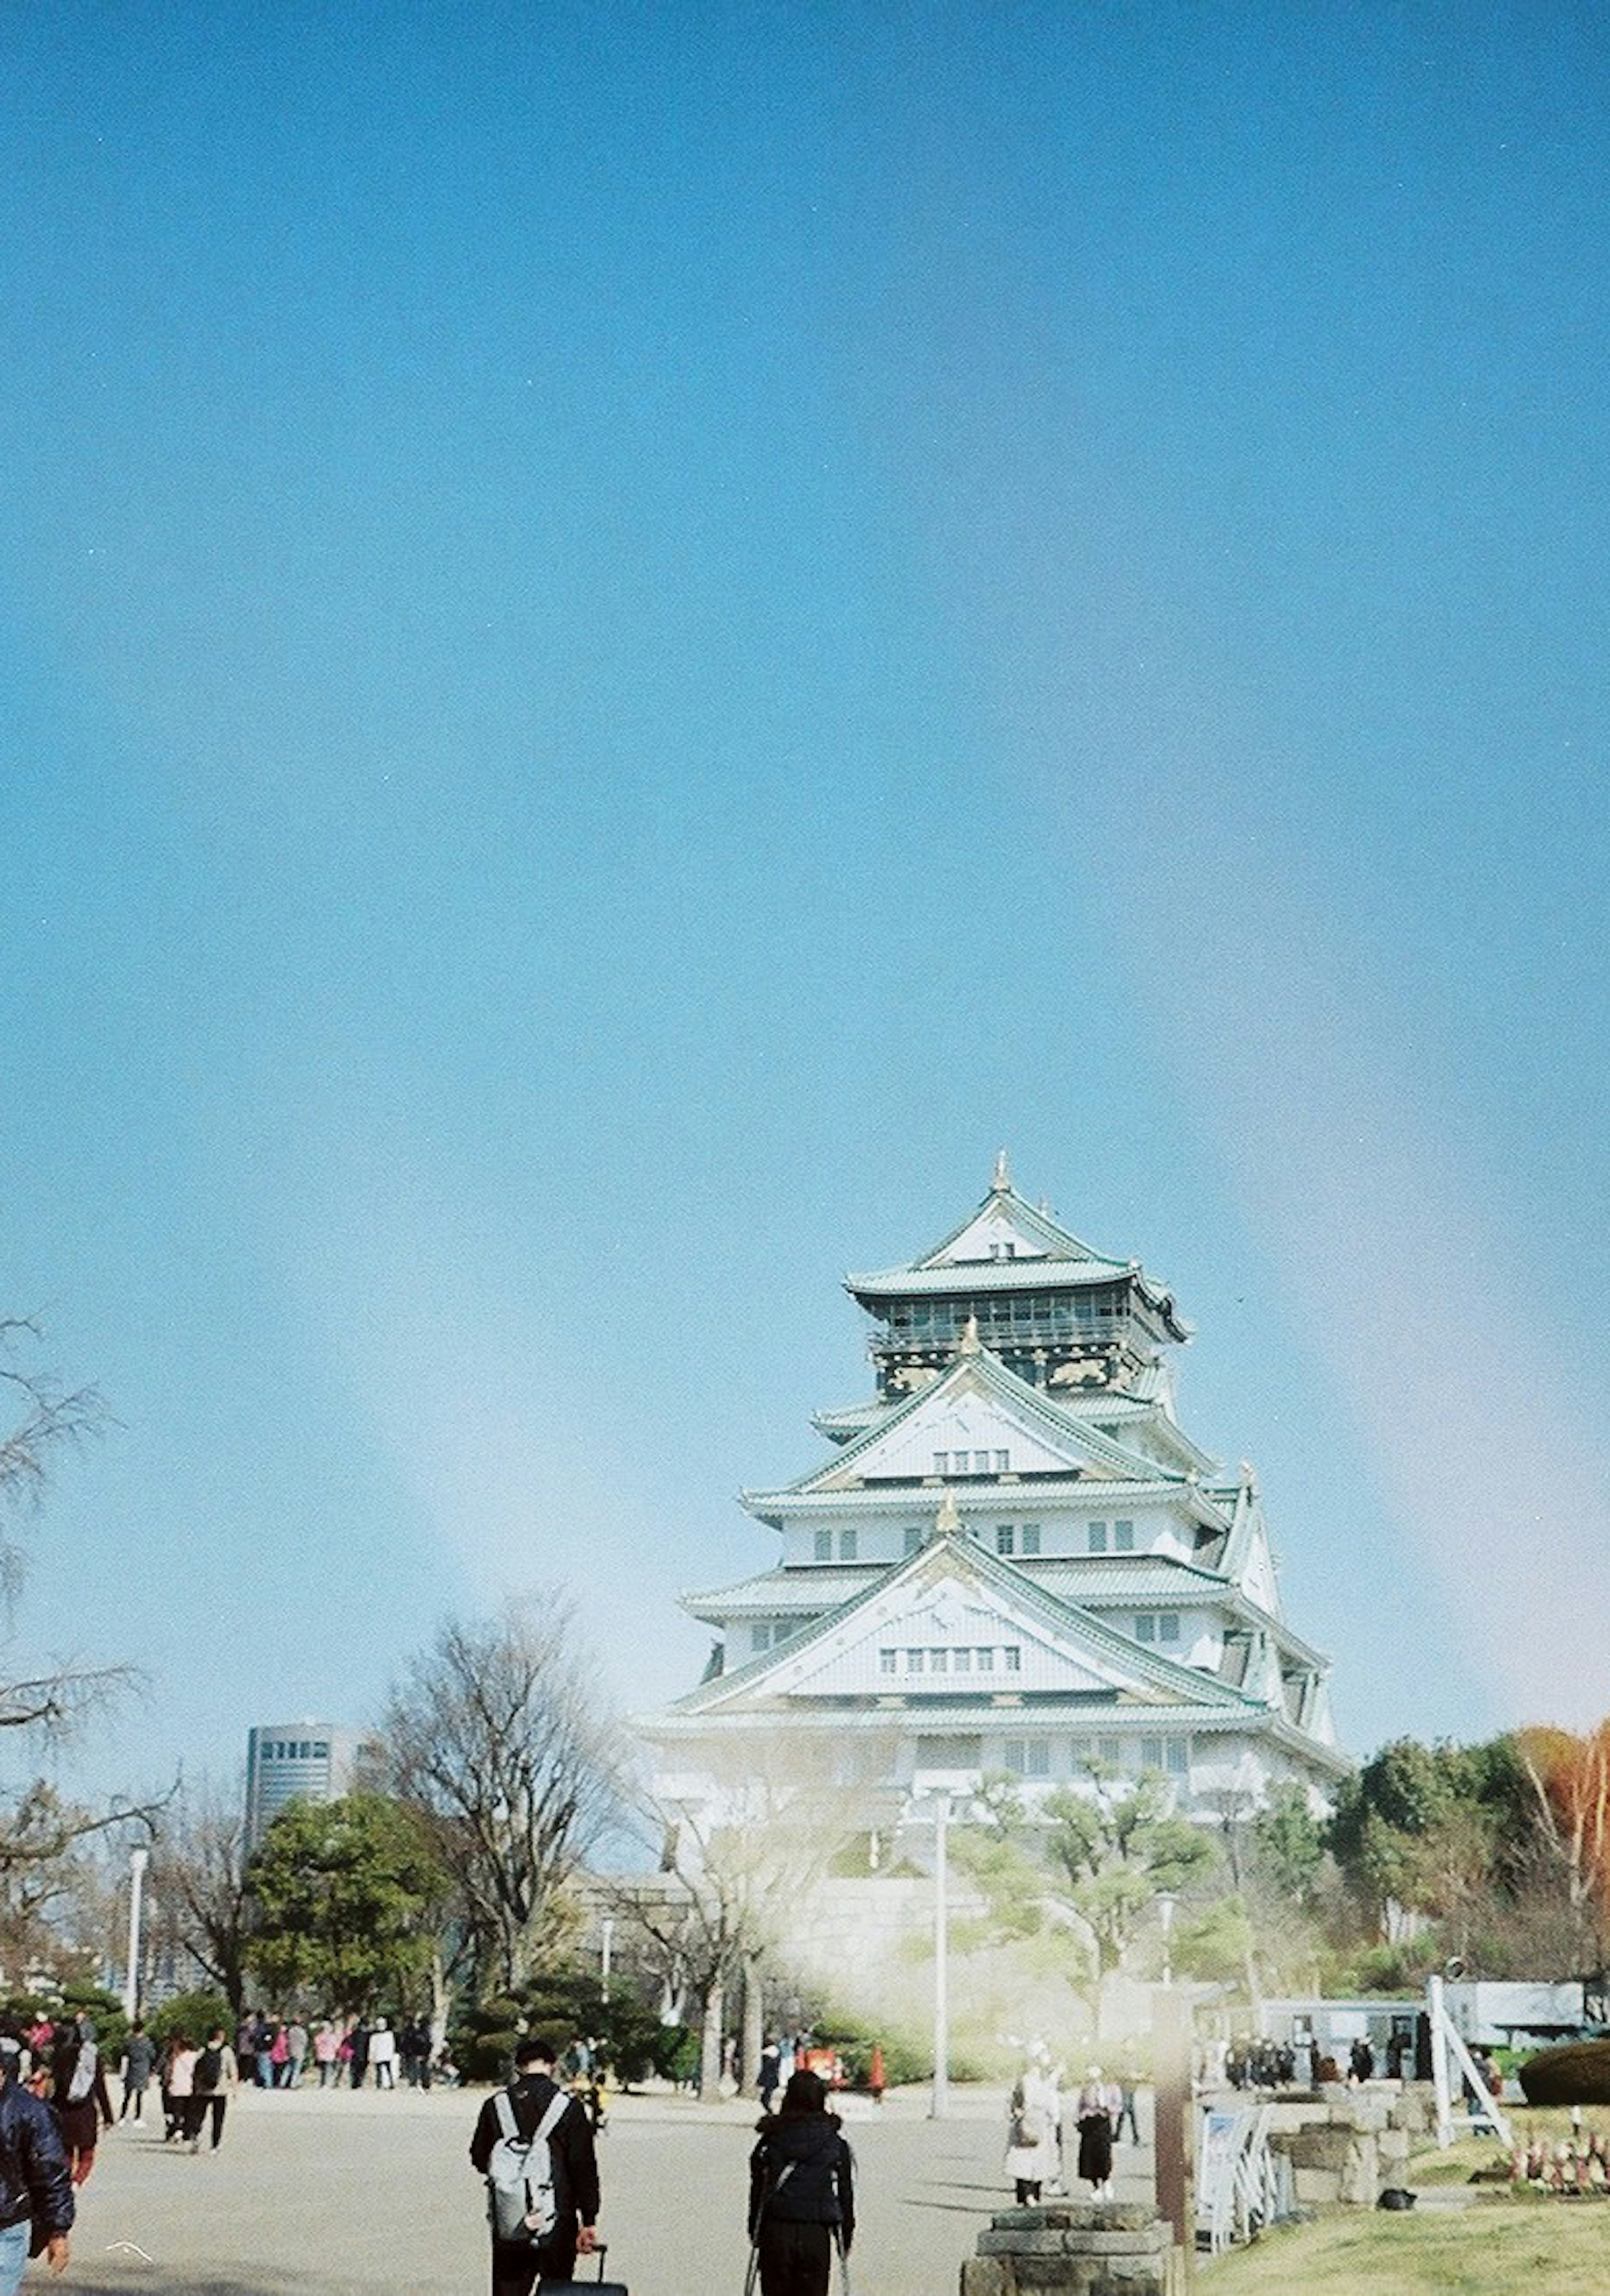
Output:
[1204, 2109, 1610, 2295]
[1204, 2203, 1610, 2296]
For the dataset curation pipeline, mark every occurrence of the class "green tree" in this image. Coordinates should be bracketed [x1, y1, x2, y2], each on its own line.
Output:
[1044, 1775, 1216, 1979]
[247, 1794, 449, 2013]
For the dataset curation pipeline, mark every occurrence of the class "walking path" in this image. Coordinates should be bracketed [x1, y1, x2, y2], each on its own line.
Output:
[65, 2084, 1155, 2296]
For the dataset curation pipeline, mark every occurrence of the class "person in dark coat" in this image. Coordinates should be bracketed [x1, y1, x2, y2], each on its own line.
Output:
[0, 2037, 72, 2293]
[469, 2033, 601, 2296]
[1073, 2066, 1119, 2199]
[748, 2068, 855, 2296]
[50, 2021, 113, 2188]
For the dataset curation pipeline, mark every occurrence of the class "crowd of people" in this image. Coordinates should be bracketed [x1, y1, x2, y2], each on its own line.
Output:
[227, 2011, 456, 2089]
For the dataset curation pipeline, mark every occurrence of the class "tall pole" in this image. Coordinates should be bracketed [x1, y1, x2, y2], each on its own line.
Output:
[1153, 1985, 1194, 2291]
[600, 1917, 614, 2006]
[122, 1846, 149, 2024]
[931, 1792, 950, 2120]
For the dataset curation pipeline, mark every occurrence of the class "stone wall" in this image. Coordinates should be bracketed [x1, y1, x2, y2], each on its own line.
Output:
[961, 2203, 1169, 2296]
[1258, 2082, 1437, 2209]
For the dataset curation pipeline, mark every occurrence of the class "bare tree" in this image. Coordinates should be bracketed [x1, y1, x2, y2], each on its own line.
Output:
[611, 1729, 885, 2102]
[151, 1777, 255, 2015]
[0, 1321, 160, 1947]
[384, 1594, 627, 2001]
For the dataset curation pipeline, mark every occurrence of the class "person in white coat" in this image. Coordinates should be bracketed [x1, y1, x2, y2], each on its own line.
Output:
[1005, 2053, 1062, 2204]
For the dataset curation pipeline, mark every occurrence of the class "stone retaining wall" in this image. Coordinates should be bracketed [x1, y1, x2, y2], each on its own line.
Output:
[1257, 2081, 1437, 2209]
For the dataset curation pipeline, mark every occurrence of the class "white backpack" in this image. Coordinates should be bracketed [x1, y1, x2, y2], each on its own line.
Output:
[486, 2087, 570, 2244]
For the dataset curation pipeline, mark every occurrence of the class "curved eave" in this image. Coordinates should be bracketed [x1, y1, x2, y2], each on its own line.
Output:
[742, 1478, 1205, 1518]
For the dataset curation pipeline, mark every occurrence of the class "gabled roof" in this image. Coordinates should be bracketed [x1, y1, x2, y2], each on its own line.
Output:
[747, 1341, 1196, 1507]
[665, 1528, 1265, 1722]
[844, 1163, 1191, 1336]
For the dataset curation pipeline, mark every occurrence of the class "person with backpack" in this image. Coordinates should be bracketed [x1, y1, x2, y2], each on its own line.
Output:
[469, 2033, 601, 2296]
[49, 2018, 112, 2188]
[186, 2027, 240, 2153]
[748, 2068, 855, 2296]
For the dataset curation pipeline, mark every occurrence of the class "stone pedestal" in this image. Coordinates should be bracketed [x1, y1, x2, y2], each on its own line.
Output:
[961, 2203, 1170, 2296]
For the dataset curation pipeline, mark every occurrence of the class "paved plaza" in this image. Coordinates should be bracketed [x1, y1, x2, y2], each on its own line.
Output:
[55, 2084, 1155, 2296]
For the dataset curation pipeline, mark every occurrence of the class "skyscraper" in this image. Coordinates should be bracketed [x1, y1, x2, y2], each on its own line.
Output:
[244, 1722, 374, 1847]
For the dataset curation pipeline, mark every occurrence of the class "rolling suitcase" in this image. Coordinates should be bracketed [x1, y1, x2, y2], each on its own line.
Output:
[543, 2241, 628, 2296]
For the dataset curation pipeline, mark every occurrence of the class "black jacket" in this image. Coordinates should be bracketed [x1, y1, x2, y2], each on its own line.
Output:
[0, 2078, 73, 2236]
[749, 2112, 854, 2250]
[470, 2073, 600, 2239]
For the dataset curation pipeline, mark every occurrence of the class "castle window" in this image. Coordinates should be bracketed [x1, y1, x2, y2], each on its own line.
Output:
[839, 1529, 858, 1561]
[906, 1649, 925, 1673]
[1089, 1521, 1109, 1553]
[932, 1453, 948, 1474]
[953, 1648, 971, 1673]
[1135, 1614, 1156, 1642]
[996, 1525, 1015, 1556]
[751, 1624, 771, 1653]
[1003, 1646, 1022, 1673]
[995, 1450, 1010, 1471]
[1166, 1737, 1190, 1777]
[1002, 1737, 1049, 1777]
[879, 1649, 896, 1675]
[814, 1530, 832, 1561]
[903, 1525, 922, 1556]
[1020, 1525, 1041, 1556]
[976, 1647, 995, 1671]
[1160, 1612, 1180, 1643]
[1114, 1520, 1135, 1551]
[930, 1648, 949, 1673]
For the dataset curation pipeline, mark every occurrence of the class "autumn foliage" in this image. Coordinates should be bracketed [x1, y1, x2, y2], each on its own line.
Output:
[1518, 1721, 1610, 1928]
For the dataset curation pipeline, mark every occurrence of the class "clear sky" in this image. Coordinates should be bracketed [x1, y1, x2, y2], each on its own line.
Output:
[4, 2, 1609, 1813]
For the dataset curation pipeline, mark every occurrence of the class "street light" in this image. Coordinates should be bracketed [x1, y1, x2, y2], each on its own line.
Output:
[930, 1790, 951, 2120]
[122, 1847, 149, 2023]
[1155, 1890, 1177, 1990]
[899, 1785, 961, 2119]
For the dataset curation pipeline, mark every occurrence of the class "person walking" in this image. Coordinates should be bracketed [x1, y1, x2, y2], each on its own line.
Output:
[1005, 2053, 1061, 2205]
[50, 2020, 113, 2187]
[187, 2028, 241, 2153]
[286, 2020, 309, 2088]
[748, 2068, 854, 2296]
[119, 2021, 156, 2123]
[164, 2035, 197, 2146]
[0, 2037, 72, 2291]
[348, 2018, 371, 2089]
[470, 2033, 601, 2296]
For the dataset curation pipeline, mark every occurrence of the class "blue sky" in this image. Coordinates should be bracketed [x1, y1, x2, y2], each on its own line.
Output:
[3, 2, 1609, 1811]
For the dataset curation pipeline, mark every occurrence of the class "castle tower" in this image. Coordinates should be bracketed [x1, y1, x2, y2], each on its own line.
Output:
[644, 1166, 1348, 1829]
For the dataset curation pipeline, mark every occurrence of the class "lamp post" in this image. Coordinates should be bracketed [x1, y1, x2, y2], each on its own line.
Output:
[1155, 1890, 1177, 1990]
[122, 1846, 149, 2024]
[930, 1790, 951, 2120]
[600, 1917, 614, 2006]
